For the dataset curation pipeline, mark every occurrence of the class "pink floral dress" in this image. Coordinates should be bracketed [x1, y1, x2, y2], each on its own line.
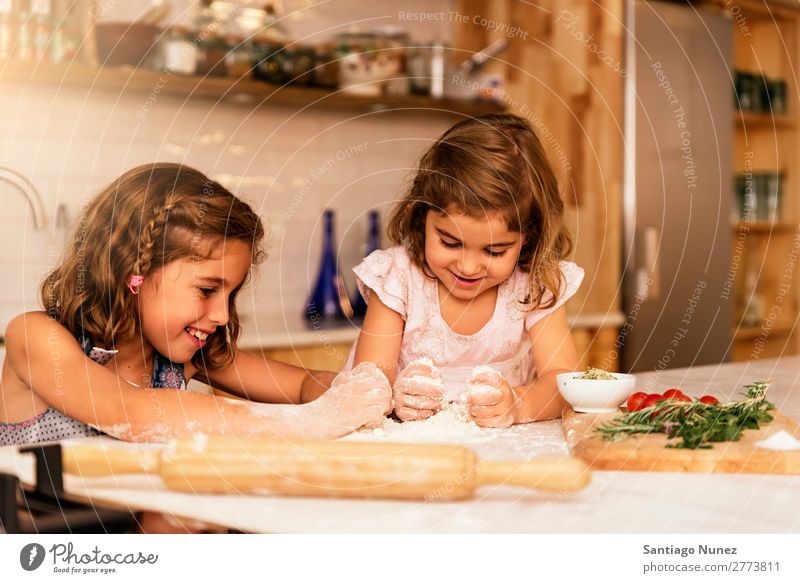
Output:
[347, 246, 584, 402]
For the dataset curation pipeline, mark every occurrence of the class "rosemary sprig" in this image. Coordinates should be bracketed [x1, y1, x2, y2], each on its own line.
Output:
[595, 380, 775, 449]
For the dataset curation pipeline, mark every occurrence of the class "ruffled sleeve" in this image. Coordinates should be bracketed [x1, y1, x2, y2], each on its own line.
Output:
[353, 246, 412, 319]
[524, 261, 585, 330]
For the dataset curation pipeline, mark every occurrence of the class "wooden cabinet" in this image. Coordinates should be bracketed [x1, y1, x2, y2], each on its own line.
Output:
[210, 342, 354, 400]
[725, 0, 800, 361]
[253, 323, 618, 375]
[255, 343, 355, 373]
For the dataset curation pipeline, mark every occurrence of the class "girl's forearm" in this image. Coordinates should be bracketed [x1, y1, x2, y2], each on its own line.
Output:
[94, 390, 351, 443]
[299, 370, 336, 403]
[513, 370, 571, 423]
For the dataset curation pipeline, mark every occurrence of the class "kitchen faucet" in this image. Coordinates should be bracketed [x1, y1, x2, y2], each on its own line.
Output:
[0, 166, 47, 231]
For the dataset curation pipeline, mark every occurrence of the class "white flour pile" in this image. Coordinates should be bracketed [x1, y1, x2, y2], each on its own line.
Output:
[343, 362, 569, 460]
[755, 430, 800, 451]
[343, 401, 568, 461]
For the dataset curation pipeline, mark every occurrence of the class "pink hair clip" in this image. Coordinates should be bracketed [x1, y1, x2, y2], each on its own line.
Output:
[127, 275, 145, 294]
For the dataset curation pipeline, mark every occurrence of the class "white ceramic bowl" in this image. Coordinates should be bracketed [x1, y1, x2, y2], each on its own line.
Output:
[556, 372, 637, 413]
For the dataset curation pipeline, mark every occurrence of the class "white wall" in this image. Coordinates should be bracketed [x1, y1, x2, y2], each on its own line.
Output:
[0, 0, 466, 339]
[0, 82, 458, 338]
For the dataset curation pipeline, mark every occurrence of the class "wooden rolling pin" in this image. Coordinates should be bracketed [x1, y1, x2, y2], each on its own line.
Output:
[62, 437, 591, 501]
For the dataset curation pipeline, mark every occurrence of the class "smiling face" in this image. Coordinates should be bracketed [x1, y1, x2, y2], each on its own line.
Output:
[424, 208, 524, 301]
[136, 239, 252, 363]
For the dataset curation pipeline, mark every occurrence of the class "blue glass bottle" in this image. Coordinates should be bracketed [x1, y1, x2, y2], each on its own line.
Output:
[351, 210, 380, 320]
[305, 210, 351, 328]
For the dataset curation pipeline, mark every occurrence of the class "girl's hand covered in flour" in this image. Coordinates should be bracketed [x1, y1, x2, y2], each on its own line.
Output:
[466, 367, 518, 429]
[392, 359, 445, 421]
[315, 362, 392, 433]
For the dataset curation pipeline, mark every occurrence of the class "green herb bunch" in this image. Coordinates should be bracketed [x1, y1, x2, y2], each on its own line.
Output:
[596, 381, 775, 449]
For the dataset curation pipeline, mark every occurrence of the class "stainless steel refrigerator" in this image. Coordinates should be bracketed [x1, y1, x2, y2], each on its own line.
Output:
[622, 0, 733, 372]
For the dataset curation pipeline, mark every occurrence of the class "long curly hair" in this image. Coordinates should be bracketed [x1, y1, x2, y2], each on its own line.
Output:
[387, 113, 573, 309]
[40, 163, 266, 369]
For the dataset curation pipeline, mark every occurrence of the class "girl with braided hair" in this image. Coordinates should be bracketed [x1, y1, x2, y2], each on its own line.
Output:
[1, 163, 391, 446]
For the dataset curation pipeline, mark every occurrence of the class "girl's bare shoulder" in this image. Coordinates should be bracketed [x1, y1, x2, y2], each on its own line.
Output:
[5, 311, 53, 347]
[4, 311, 81, 362]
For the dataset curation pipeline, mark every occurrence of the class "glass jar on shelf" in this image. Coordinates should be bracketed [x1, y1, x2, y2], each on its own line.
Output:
[373, 26, 409, 62]
[252, 41, 285, 84]
[734, 70, 761, 112]
[195, 33, 228, 77]
[741, 269, 763, 328]
[335, 30, 403, 96]
[281, 44, 315, 86]
[313, 43, 340, 89]
[164, 26, 197, 75]
[225, 35, 253, 79]
[407, 46, 431, 96]
[750, 73, 767, 113]
[767, 77, 788, 115]
[734, 173, 750, 223]
[753, 173, 769, 221]
[764, 172, 783, 222]
[734, 171, 758, 222]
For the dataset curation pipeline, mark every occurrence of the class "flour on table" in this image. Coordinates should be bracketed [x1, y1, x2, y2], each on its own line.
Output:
[343, 401, 568, 461]
[345, 362, 569, 459]
[755, 430, 800, 451]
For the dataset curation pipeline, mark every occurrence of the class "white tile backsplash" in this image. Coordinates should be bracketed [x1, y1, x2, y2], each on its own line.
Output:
[0, 0, 463, 339]
[0, 82, 454, 337]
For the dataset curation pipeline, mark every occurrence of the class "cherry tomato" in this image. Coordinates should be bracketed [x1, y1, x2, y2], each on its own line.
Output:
[670, 393, 692, 403]
[626, 392, 649, 412]
[699, 395, 720, 405]
[663, 388, 688, 400]
[642, 393, 675, 420]
[641, 394, 664, 409]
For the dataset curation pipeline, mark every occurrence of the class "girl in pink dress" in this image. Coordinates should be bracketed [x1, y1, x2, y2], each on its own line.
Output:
[349, 113, 584, 428]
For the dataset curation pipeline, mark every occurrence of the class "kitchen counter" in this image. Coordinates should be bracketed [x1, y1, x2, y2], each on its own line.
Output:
[1, 356, 798, 533]
[0, 311, 625, 352]
[237, 311, 627, 350]
[237, 316, 361, 350]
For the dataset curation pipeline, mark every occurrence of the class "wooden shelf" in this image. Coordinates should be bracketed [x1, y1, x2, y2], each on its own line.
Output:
[734, 325, 795, 341]
[729, 0, 800, 361]
[0, 60, 506, 116]
[728, 0, 800, 21]
[733, 221, 798, 233]
[735, 111, 797, 129]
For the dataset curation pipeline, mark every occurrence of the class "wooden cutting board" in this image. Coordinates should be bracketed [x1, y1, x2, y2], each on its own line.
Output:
[562, 408, 800, 474]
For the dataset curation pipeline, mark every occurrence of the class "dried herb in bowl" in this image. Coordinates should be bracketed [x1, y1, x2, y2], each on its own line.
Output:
[595, 380, 775, 449]
[575, 367, 617, 380]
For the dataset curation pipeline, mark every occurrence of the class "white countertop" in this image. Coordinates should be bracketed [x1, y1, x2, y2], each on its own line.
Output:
[0, 311, 625, 352]
[1, 356, 798, 533]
